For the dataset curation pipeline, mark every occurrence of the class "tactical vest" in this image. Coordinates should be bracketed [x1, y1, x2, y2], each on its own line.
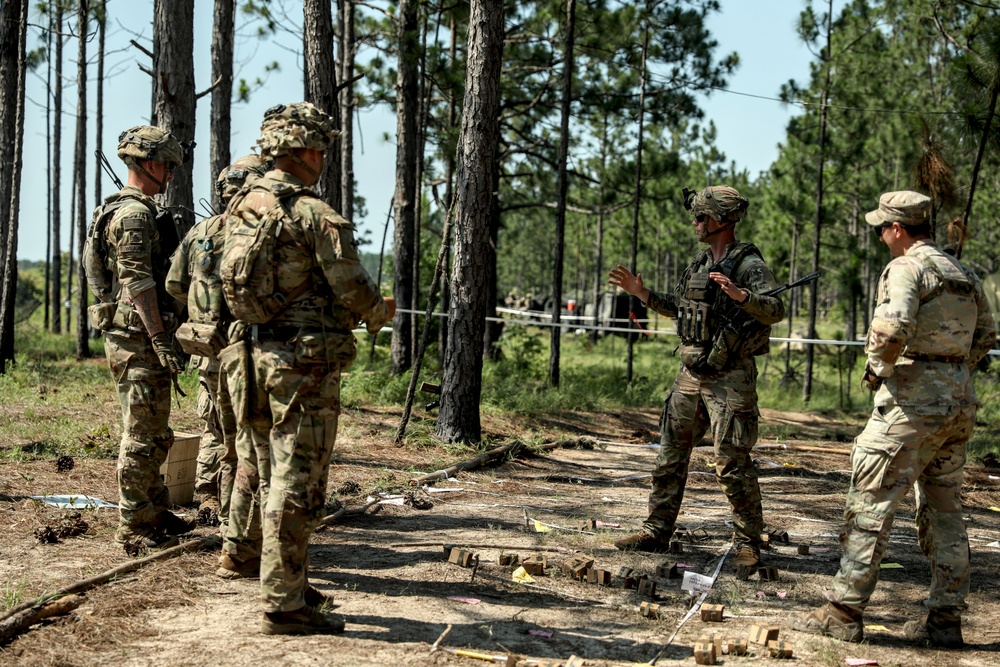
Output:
[676, 243, 771, 373]
[173, 215, 230, 359]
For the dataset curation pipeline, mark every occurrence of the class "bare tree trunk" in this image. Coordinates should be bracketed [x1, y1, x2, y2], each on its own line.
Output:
[391, 0, 419, 375]
[548, 0, 575, 388]
[591, 115, 609, 346]
[0, 0, 28, 371]
[66, 165, 74, 334]
[438, 11, 458, 366]
[93, 0, 106, 210]
[483, 167, 502, 361]
[51, 2, 64, 334]
[303, 0, 342, 211]
[74, 0, 90, 358]
[958, 75, 1000, 259]
[152, 0, 196, 239]
[435, 0, 504, 444]
[627, 12, 650, 385]
[210, 0, 235, 213]
[45, 6, 53, 331]
[803, 0, 833, 404]
[339, 0, 356, 220]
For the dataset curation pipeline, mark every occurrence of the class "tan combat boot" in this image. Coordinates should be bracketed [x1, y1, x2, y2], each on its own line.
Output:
[904, 610, 963, 648]
[613, 530, 671, 553]
[734, 543, 761, 580]
[216, 553, 261, 579]
[262, 605, 345, 635]
[787, 602, 865, 643]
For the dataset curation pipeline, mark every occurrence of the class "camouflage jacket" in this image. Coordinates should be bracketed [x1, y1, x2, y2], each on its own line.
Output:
[868, 240, 995, 412]
[234, 170, 390, 335]
[101, 185, 177, 334]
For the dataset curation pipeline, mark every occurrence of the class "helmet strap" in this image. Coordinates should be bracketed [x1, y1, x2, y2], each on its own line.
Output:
[288, 151, 319, 182]
[130, 158, 166, 194]
[700, 219, 736, 240]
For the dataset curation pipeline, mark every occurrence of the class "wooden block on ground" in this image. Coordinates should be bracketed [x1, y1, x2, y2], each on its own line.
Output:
[591, 569, 611, 586]
[700, 603, 724, 622]
[669, 540, 683, 553]
[693, 641, 716, 665]
[617, 566, 634, 578]
[727, 639, 748, 656]
[499, 553, 519, 566]
[767, 640, 793, 658]
[639, 601, 661, 619]
[623, 576, 639, 590]
[565, 656, 585, 667]
[758, 566, 779, 582]
[637, 578, 657, 598]
[797, 544, 810, 555]
[522, 560, 545, 576]
[770, 529, 790, 543]
[656, 562, 680, 579]
[749, 624, 780, 645]
[760, 533, 771, 549]
[577, 519, 596, 531]
[448, 548, 475, 567]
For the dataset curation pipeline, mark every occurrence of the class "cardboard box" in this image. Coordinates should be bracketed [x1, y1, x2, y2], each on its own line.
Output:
[700, 603, 724, 622]
[160, 431, 199, 506]
[749, 624, 780, 645]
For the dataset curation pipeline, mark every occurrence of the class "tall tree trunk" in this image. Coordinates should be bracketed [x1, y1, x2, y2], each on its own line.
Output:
[391, 0, 419, 375]
[93, 0, 106, 210]
[0, 0, 28, 371]
[436, 0, 504, 444]
[152, 0, 196, 239]
[210, 0, 235, 213]
[957, 74, 1000, 259]
[303, 0, 342, 211]
[483, 166, 501, 361]
[74, 0, 90, 358]
[803, 0, 832, 404]
[548, 0, 576, 388]
[591, 114, 609, 346]
[411, 6, 431, 364]
[339, 0, 356, 220]
[51, 2, 64, 334]
[627, 13, 650, 385]
[66, 167, 75, 333]
[438, 12, 459, 366]
[44, 6, 53, 331]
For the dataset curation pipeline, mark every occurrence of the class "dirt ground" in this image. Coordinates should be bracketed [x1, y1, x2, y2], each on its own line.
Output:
[2, 403, 1000, 667]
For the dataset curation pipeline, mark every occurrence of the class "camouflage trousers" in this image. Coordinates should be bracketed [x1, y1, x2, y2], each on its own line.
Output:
[828, 403, 975, 615]
[103, 330, 173, 528]
[194, 369, 238, 531]
[643, 358, 764, 547]
[231, 337, 342, 612]
[219, 340, 269, 563]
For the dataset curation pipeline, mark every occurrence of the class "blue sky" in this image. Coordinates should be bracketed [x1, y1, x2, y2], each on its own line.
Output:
[16, 0, 826, 262]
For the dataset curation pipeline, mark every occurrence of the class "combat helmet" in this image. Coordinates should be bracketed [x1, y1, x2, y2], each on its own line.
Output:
[256, 102, 340, 158]
[683, 185, 749, 224]
[117, 125, 184, 168]
[215, 153, 274, 203]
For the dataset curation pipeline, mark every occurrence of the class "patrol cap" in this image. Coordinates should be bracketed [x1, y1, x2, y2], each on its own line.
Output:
[864, 190, 932, 227]
[256, 102, 340, 158]
[117, 125, 184, 167]
[682, 185, 749, 222]
[215, 153, 273, 202]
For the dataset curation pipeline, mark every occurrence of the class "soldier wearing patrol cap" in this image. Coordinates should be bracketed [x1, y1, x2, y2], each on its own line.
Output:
[87, 125, 194, 549]
[218, 102, 395, 635]
[789, 190, 995, 647]
[608, 185, 785, 580]
[166, 154, 272, 539]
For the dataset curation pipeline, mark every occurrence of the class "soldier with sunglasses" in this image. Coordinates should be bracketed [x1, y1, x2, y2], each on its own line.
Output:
[608, 185, 785, 579]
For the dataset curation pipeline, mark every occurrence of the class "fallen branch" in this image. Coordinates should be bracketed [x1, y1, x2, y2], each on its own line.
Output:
[388, 541, 584, 554]
[0, 594, 85, 645]
[318, 497, 380, 527]
[412, 438, 591, 485]
[0, 536, 218, 626]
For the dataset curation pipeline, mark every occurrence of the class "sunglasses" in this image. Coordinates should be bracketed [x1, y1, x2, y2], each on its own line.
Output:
[875, 222, 894, 239]
[695, 214, 711, 223]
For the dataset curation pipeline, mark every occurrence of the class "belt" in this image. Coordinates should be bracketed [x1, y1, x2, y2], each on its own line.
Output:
[904, 353, 966, 363]
[250, 324, 301, 342]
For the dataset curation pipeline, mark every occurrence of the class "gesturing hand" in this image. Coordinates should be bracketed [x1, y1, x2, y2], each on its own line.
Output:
[608, 264, 644, 298]
[151, 332, 184, 375]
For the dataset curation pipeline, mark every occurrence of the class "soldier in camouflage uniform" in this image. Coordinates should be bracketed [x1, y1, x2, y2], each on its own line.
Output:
[166, 154, 271, 535]
[789, 191, 995, 647]
[608, 185, 785, 579]
[219, 102, 393, 635]
[87, 126, 194, 549]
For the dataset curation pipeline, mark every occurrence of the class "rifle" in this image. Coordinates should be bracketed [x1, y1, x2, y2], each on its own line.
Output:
[762, 271, 820, 298]
[96, 149, 125, 190]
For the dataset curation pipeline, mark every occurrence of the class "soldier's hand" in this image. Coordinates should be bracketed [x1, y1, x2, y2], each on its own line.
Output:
[608, 265, 644, 297]
[709, 272, 748, 304]
[151, 332, 184, 375]
[861, 363, 883, 392]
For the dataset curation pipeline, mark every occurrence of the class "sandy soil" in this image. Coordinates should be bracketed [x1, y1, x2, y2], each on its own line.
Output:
[2, 405, 1000, 666]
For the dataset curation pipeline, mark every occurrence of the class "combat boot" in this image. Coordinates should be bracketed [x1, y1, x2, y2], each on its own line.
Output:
[787, 602, 864, 643]
[114, 524, 179, 550]
[904, 610, 963, 648]
[153, 510, 195, 536]
[262, 605, 345, 635]
[305, 584, 337, 609]
[734, 544, 761, 580]
[613, 530, 671, 553]
[216, 553, 261, 579]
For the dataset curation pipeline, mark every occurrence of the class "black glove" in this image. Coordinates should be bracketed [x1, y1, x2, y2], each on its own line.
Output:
[151, 332, 184, 375]
[861, 363, 883, 392]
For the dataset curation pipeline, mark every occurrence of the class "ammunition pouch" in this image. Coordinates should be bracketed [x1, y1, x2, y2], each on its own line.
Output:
[676, 298, 714, 344]
[175, 321, 226, 359]
[87, 301, 117, 332]
[293, 330, 356, 369]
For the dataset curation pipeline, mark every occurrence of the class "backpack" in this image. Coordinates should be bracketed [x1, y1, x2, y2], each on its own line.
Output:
[219, 182, 312, 324]
[83, 199, 130, 304]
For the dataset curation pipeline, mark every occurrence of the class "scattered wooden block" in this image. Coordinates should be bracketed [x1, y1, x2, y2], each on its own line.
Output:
[749, 624, 780, 645]
[770, 529, 790, 543]
[700, 603, 724, 622]
[757, 566, 780, 582]
[565, 656, 585, 667]
[448, 548, 475, 567]
[639, 601, 661, 619]
[562, 557, 595, 580]
[576, 519, 596, 531]
[713, 635, 723, 657]
[767, 640, 793, 658]
[797, 544, 810, 556]
[623, 575, 639, 590]
[617, 566, 634, 578]
[637, 578, 657, 598]
[760, 533, 771, 549]
[656, 562, 680, 579]
[442, 544, 455, 555]
[498, 553, 519, 567]
[669, 540, 683, 554]
[693, 641, 716, 665]
[522, 553, 547, 575]
[586, 569, 611, 586]
[727, 638, 748, 656]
